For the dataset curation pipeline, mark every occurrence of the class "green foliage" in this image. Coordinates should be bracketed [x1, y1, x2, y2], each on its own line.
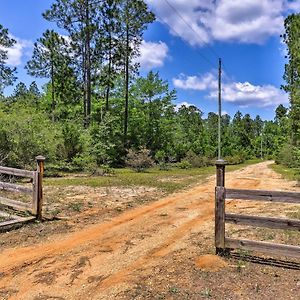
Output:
[89, 113, 124, 166]
[0, 24, 17, 92]
[176, 160, 192, 169]
[276, 143, 300, 168]
[224, 154, 246, 165]
[0, 105, 61, 168]
[282, 13, 300, 145]
[184, 150, 211, 168]
[61, 122, 85, 162]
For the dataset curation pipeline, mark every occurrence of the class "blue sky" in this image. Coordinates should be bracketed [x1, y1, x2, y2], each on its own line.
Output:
[1, 0, 300, 120]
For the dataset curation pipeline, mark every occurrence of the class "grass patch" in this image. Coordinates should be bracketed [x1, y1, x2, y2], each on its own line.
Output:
[44, 159, 262, 194]
[269, 163, 300, 181]
[287, 207, 300, 220]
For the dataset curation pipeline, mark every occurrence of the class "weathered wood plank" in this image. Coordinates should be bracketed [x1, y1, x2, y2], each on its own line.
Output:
[0, 211, 26, 221]
[0, 181, 32, 194]
[226, 188, 300, 204]
[0, 166, 34, 178]
[215, 186, 226, 248]
[225, 238, 300, 259]
[225, 213, 300, 231]
[0, 216, 35, 228]
[0, 196, 31, 211]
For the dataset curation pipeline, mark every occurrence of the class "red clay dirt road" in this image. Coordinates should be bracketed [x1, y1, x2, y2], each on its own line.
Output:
[0, 161, 299, 299]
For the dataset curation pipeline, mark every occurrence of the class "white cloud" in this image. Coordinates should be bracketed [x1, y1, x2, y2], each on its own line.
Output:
[136, 40, 169, 70]
[213, 81, 288, 107]
[210, 0, 284, 44]
[173, 72, 288, 108]
[173, 73, 218, 90]
[1, 36, 33, 66]
[146, 0, 289, 46]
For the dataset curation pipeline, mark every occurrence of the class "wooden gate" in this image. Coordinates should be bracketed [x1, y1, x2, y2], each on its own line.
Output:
[0, 156, 45, 228]
[215, 160, 300, 259]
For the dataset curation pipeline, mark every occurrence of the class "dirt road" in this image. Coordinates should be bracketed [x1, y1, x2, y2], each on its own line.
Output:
[0, 161, 299, 300]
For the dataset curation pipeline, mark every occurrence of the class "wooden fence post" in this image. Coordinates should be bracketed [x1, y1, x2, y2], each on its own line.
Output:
[36, 156, 45, 221]
[215, 159, 227, 255]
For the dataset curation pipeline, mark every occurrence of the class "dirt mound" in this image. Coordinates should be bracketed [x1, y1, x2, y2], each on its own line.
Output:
[195, 254, 228, 272]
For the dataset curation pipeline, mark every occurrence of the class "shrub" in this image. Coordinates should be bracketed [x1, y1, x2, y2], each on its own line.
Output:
[0, 107, 62, 168]
[154, 150, 166, 163]
[61, 122, 85, 162]
[176, 160, 192, 169]
[276, 143, 300, 168]
[126, 148, 154, 172]
[184, 150, 211, 167]
[90, 165, 115, 176]
[224, 154, 246, 165]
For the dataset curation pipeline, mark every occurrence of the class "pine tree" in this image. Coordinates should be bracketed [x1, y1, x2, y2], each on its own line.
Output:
[13, 82, 28, 98]
[0, 24, 17, 93]
[43, 0, 105, 126]
[26, 30, 73, 120]
[282, 13, 300, 144]
[119, 0, 155, 146]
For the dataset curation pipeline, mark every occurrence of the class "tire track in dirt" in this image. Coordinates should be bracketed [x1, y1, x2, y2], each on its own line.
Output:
[1, 161, 297, 300]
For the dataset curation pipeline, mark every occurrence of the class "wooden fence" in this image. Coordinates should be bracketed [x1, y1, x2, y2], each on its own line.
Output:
[0, 156, 45, 228]
[215, 160, 300, 259]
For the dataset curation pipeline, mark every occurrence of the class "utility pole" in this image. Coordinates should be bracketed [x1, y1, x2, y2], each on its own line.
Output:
[218, 58, 222, 160]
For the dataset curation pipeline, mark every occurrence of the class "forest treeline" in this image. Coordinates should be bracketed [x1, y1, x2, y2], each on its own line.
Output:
[0, 0, 299, 171]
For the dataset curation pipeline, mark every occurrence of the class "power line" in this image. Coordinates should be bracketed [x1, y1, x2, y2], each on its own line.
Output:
[155, 8, 216, 69]
[162, 0, 220, 61]
[161, 0, 234, 77]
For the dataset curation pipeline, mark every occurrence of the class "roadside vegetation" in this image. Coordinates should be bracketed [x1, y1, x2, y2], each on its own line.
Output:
[270, 163, 300, 182]
[45, 159, 261, 193]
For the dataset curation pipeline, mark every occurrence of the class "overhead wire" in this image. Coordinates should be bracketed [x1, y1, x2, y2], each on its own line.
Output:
[155, 13, 217, 69]
[161, 0, 233, 77]
[163, 0, 220, 60]
[155, 0, 216, 68]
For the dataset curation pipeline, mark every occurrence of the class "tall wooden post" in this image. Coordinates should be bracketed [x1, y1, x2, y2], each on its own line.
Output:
[36, 156, 45, 221]
[215, 159, 227, 255]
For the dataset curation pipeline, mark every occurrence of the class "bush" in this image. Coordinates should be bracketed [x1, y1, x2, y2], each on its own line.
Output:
[224, 154, 246, 165]
[184, 150, 211, 167]
[276, 143, 300, 168]
[61, 122, 85, 162]
[126, 148, 154, 172]
[0, 107, 62, 168]
[90, 165, 115, 176]
[158, 162, 170, 171]
[176, 160, 192, 169]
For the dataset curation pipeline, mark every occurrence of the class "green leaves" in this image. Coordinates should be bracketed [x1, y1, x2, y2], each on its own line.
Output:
[282, 13, 300, 145]
[0, 24, 17, 93]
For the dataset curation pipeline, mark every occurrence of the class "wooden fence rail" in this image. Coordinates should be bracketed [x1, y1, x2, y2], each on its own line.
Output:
[0, 156, 45, 228]
[215, 160, 300, 259]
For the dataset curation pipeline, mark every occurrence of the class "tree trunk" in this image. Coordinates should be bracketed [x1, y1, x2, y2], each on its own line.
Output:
[84, 0, 91, 127]
[51, 58, 55, 122]
[105, 32, 112, 112]
[124, 23, 129, 148]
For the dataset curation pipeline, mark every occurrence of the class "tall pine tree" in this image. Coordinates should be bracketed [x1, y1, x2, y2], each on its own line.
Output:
[0, 25, 17, 94]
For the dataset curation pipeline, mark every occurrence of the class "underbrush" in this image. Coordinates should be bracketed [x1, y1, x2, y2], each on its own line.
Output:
[270, 163, 300, 182]
[44, 159, 261, 194]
